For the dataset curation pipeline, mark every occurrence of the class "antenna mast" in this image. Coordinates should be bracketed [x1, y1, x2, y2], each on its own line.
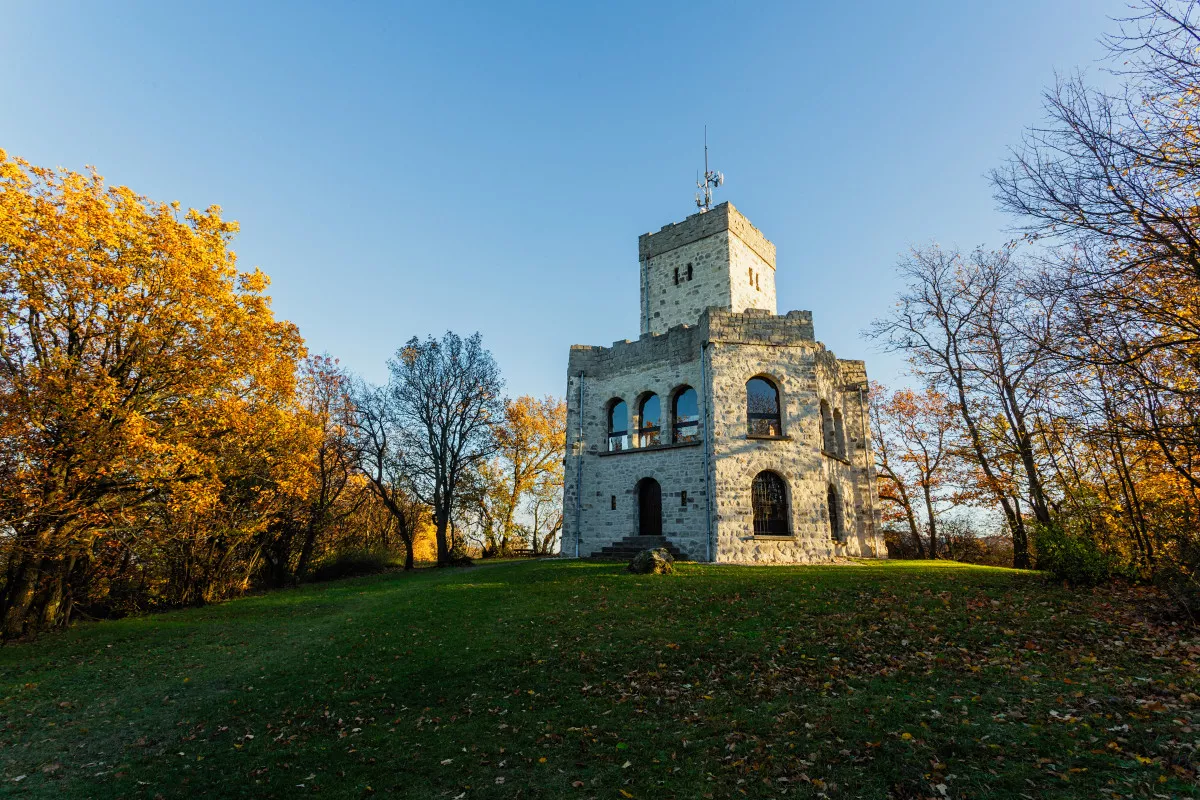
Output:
[695, 125, 724, 212]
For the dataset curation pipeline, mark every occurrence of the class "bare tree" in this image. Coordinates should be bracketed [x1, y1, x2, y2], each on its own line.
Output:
[389, 332, 503, 567]
[348, 380, 420, 570]
[294, 355, 362, 579]
[870, 384, 959, 558]
[868, 246, 1058, 568]
[992, 0, 1200, 491]
[869, 383, 925, 558]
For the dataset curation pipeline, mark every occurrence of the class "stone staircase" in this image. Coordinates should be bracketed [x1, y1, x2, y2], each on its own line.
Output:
[591, 535, 687, 561]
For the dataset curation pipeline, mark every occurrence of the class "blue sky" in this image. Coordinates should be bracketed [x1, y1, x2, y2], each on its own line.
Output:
[2, 1, 1126, 398]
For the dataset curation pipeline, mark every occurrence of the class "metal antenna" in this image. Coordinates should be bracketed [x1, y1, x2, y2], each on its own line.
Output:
[695, 125, 724, 212]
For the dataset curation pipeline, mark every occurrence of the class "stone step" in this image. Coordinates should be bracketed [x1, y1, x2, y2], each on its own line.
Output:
[591, 534, 687, 561]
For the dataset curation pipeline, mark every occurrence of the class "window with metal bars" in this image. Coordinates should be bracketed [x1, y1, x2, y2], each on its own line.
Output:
[751, 471, 789, 536]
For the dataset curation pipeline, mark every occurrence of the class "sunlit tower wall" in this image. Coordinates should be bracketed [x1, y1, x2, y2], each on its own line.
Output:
[638, 202, 777, 337]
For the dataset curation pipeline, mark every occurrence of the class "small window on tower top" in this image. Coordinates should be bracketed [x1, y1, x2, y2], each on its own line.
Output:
[686, 263, 693, 281]
[673, 266, 679, 285]
[756, 273, 760, 291]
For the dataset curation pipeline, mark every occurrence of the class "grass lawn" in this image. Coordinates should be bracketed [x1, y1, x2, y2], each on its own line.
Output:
[0, 560, 1197, 799]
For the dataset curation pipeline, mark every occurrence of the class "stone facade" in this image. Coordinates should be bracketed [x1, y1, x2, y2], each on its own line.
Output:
[563, 202, 884, 563]
[639, 203, 776, 336]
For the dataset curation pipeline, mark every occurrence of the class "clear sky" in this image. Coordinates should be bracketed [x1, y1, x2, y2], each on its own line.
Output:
[2, 0, 1127, 398]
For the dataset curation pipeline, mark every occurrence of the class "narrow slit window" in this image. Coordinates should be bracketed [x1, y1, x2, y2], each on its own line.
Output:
[686, 263, 693, 281]
[673, 266, 679, 285]
[680, 490, 688, 507]
[820, 400, 835, 453]
[611, 495, 616, 510]
[828, 484, 843, 541]
[833, 408, 847, 457]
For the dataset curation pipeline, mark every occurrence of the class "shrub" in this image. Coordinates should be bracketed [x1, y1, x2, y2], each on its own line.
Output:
[1032, 523, 1113, 586]
[1152, 538, 1200, 623]
[447, 545, 475, 567]
[307, 549, 399, 582]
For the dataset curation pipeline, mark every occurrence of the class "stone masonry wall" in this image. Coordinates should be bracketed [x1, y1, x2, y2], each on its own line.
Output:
[562, 309, 884, 563]
[702, 310, 884, 563]
[563, 326, 711, 560]
[727, 234, 776, 318]
[640, 232, 733, 337]
[639, 203, 778, 335]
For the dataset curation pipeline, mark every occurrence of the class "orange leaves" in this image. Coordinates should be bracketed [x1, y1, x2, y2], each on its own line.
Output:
[0, 150, 308, 631]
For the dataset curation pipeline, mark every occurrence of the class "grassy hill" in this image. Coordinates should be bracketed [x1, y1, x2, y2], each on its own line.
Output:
[0, 560, 1196, 799]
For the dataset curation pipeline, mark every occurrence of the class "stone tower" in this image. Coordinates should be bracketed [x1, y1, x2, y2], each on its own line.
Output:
[563, 202, 883, 563]
[639, 203, 777, 335]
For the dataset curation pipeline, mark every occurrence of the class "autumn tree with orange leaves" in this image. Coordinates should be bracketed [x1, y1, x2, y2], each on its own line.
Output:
[0, 150, 305, 635]
[870, 385, 960, 558]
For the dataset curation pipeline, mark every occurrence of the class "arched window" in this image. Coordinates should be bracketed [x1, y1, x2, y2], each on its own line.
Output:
[827, 483, 843, 541]
[672, 386, 699, 443]
[638, 394, 661, 447]
[752, 471, 789, 536]
[608, 400, 628, 452]
[747, 377, 781, 436]
[820, 400, 835, 453]
[833, 408, 846, 458]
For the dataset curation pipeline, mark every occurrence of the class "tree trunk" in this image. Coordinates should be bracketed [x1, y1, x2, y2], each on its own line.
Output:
[2, 552, 41, 639]
[1, 525, 56, 639]
[36, 553, 76, 630]
[922, 484, 939, 559]
[434, 508, 451, 566]
[403, 534, 415, 570]
[295, 518, 321, 581]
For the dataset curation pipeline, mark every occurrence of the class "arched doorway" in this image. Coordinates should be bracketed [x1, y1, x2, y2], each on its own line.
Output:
[636, 478, 662, 536]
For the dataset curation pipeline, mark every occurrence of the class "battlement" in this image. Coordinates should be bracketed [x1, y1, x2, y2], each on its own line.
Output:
[837, 359, 869, 388]
[566, 307, 821, 381]
[568, 324, 704, 377]
[639, 202, 776, 268]
[703, 307, 815, 344]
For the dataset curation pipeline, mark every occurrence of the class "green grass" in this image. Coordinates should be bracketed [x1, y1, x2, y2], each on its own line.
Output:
[0, 560, 1196, 799]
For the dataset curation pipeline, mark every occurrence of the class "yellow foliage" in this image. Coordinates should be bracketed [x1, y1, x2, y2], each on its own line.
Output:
[0, 150, 305, 632]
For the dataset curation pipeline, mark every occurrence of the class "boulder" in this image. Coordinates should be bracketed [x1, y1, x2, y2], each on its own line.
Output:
[627, 547, 675, 575]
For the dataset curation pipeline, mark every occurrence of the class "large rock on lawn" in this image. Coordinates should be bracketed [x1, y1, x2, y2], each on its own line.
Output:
[627, 547, 675, 575]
